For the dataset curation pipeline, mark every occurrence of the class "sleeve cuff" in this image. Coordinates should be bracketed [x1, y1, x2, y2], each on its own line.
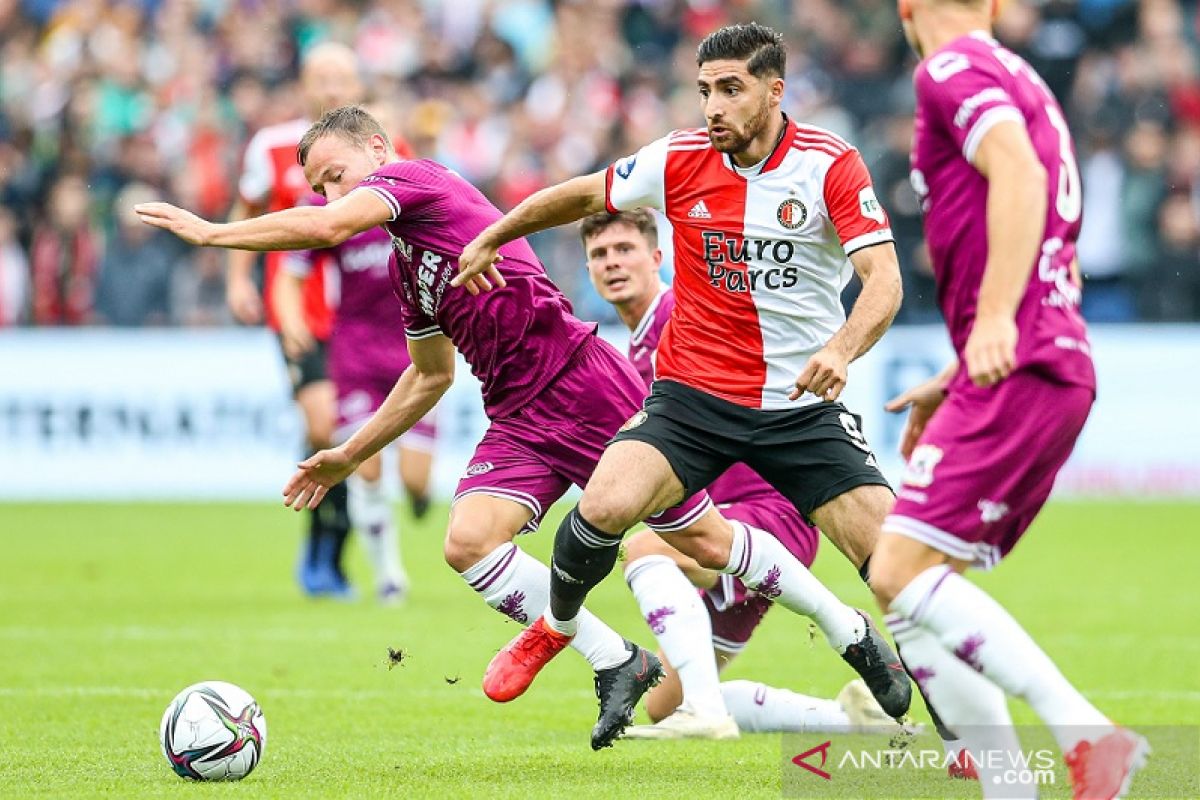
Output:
[361, 186, 401, 221]
[843, 229, 895, 256]
[963, 106, 1025, 163]
[405, 325, 443, 340]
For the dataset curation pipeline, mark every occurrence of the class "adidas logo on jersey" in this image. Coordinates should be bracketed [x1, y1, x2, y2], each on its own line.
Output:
[688, 200, 712, 219]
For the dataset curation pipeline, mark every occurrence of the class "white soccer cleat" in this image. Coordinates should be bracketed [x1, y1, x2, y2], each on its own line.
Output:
[621, 706, 740, 741]
[836, 679, 917, 734]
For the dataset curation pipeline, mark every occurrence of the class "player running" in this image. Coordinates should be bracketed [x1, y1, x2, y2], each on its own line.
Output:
[455, 23, 912, 722]
[278, 190, 439, 604]
[582, 209, 896, 739]
[868, 1, 1149, 797]
[227, 42, 364, 597]
[135, 106, 899, 749]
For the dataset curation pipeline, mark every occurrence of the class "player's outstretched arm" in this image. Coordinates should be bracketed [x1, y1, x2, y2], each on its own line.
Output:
[282, 335, 455, 510]
[965, 120, 1049, 387]
[454, 171, 607, 295]
[791, 243, 902, 403]
[136, 189, 391, 253]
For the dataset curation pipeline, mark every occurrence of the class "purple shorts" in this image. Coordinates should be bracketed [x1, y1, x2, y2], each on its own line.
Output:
[335, 378, 438, 452]
[885, 371, 1094, 570]
[454, 336, 713, 533]
[702, 498, 820, 653]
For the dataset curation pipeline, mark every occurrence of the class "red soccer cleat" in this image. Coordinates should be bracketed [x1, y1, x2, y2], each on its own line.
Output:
[482, 616, 573, 702]
[1065, 728, 1151, 800]
[947, 747, 979, 781]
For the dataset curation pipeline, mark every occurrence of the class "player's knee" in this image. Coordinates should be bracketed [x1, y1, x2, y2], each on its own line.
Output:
[622, 529, 664, 563]
[644, 680, 682, 723]
[682, 535, 731, 571]
[866, 554, 912, 610]
[443, 523, 504, 573]
[577, 492, 640, 535]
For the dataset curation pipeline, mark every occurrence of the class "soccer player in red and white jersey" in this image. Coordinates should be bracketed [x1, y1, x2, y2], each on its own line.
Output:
[866, 1, 1149, 796]
[457, 24, 913, 721]
[230, 43, 411, 597]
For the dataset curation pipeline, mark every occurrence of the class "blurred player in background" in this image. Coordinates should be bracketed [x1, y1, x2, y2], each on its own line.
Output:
[229, 44, 402, 597]
[456, 23, 912, 724]
[871, 1, 1149, 796]
[582, 209, 896, 740]
[275, 104, 433, 605]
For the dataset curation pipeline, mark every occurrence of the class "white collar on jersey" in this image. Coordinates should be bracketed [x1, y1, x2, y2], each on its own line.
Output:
[630, 283, 670, 346]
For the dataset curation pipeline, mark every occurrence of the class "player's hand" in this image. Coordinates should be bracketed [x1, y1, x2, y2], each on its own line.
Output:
[226, 273, 263, 325]
[885, 377, 948, 461]
[283, 447, 359, 510]
[790, 345, 850, 402]
[280, 318, 315, 361]
[964, 313, 1018, 387]
[134, 202, 215, 247]
[452, 236, 507, 296]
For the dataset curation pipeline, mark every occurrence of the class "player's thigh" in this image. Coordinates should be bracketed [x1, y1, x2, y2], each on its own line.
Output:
[356, 451, 383, 483]
[579, 439, 690, 532]
[295, 380, 336, 448]
[623, 528, 718, 590]
[809, 483, 894, 570]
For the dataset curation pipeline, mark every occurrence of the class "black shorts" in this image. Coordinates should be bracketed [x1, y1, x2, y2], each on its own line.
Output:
[611, 379, 892, 518]
[278, 335, 329, 395]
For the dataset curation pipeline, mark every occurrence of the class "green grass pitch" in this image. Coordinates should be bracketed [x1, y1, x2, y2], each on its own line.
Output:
[1, 501, 1197, 798]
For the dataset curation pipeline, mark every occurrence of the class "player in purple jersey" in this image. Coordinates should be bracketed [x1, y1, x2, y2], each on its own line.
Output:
[134, 105, 885, 749]
[277, 194, 440, 604]
[581, 209, 897, 740]
[868, 2, 1149, 797]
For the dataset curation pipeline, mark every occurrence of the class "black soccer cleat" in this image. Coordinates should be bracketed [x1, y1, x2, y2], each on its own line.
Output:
[840, 610, 912, 719]
[590, 642, 664, 750]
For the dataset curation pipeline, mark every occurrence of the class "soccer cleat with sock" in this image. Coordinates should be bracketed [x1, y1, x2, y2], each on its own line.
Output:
[620, 704, 739, 741]
[839, 610, 912, 719]
[590, 642, 664, 750]
[482, 617, 573, 702]
[1065, 727, 1150, 800]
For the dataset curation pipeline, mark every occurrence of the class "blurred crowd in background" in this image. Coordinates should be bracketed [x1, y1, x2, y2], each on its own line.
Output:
[1, 0, 1198, 328]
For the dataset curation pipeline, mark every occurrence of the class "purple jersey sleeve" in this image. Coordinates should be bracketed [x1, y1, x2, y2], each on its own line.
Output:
[914, 49, 1027, 164]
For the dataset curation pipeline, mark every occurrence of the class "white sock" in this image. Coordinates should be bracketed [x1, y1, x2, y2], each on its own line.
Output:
[722, 521, 865, 652]
[889, 613, 1036, 798]
[459, 543, 628, 671]
[720, 679, 851, 733]
[348, 476, 406, 590]
[891, 565, 1110, 752]
[624, 555, 726, 718]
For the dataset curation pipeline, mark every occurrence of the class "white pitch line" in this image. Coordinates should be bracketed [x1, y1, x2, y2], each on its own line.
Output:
[0, 685, 599, 701]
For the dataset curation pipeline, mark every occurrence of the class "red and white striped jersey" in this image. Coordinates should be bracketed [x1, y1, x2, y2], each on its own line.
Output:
[239, 117, 334, 339]
[604, 116, 893, 409]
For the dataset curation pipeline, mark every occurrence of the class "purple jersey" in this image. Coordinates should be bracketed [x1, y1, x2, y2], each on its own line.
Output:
[357, 160, 595, 419]
[911, 32, 1095, 391]
[629, 285, 787, 509]
[285, 195, 410, 386]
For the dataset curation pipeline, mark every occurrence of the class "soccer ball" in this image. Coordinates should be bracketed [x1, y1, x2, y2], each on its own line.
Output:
[159, 681, 267, 781]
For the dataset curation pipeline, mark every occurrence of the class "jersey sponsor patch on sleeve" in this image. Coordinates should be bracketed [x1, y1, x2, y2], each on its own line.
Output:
[615, 154, 638, 180]
[858, 187, 885, 224]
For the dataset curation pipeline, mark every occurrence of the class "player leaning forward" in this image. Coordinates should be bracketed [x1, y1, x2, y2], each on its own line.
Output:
[457, 23, 912, 719]
[866, 1, 1149, 797]
[135, 104, 901, 748]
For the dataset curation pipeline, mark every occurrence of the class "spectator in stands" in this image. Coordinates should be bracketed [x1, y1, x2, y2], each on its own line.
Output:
[94, 182, 181, 326]
[0, 205, 30, 326]
[173, 249, 231, 328]
[30, 173, 99, 326]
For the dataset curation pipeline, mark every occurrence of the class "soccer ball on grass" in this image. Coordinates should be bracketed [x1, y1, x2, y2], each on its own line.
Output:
[159, 680, 266, 781]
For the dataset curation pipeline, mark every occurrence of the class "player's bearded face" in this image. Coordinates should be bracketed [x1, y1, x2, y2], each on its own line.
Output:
[699, 64, 772, 155]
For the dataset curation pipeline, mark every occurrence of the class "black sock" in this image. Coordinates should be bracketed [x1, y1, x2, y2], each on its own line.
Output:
[548, 506, 622, 622]
[323, 481, 351, 580]
[857, 554, 872, 585]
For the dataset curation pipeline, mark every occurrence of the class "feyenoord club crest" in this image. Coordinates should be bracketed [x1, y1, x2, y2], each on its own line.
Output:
[777, 198, 807, 230]
[619, 411, 648, 432]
